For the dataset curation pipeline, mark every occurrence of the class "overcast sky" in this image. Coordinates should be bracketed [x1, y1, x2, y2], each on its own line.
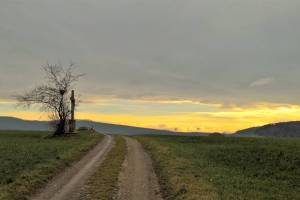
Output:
[1, 0, 300, 132]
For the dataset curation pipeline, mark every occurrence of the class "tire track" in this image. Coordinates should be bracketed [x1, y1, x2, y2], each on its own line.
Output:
[117, 137, 163, 200]
[31, 135, 114, 200]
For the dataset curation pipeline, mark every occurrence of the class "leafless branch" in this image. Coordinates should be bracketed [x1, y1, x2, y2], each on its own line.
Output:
[16, 63, 83, 135]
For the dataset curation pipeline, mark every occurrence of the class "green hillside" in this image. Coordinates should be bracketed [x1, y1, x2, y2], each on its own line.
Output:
[235, 121, 300, 137]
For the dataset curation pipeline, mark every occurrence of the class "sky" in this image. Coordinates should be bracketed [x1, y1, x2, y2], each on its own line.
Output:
[1, 0, 300, 133]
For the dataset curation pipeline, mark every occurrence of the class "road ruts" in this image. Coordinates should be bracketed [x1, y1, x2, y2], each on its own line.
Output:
[117, 137, 163, 200]
[31, 135, 114, 200]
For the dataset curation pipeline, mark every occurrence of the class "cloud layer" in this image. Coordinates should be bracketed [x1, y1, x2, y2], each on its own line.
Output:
[250, 77, 274, 87]
[1, 0, 300, 131]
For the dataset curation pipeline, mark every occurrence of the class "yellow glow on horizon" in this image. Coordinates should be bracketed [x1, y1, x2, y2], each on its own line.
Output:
[2, 103, 300, 133]
[0, 111, 50, 121]
[81, 95, 223, 107]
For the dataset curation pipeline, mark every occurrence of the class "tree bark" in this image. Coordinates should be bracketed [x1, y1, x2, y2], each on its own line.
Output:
[55, 120, 66, 135]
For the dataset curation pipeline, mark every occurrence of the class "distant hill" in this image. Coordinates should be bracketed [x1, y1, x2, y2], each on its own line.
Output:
[0, 116, 208, 136]
[0, 117, 49, 131]
[235, 121, 300, 137]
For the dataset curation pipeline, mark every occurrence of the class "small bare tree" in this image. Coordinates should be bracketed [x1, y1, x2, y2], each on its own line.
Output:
[16, 63, 83, 136]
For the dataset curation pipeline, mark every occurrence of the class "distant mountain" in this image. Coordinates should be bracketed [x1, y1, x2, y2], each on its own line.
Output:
[235, 121, 300, 137]
[0, 116, 208, 136]
[0, 117, 49, 131]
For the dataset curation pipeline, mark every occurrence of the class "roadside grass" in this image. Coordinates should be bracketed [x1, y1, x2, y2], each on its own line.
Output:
[84, 136, 126, 200]
[137, 135, 300, 200]
[0, 130, 104, 200]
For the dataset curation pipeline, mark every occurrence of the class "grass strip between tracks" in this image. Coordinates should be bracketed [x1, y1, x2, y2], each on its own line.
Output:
[85, 136, 127, 200]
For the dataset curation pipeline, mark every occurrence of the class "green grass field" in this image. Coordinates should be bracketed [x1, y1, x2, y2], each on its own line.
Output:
[137, 135, 300, 200]
[0, 130, 103, 200]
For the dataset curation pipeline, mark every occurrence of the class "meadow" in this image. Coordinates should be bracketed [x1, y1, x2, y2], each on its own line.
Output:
[0, 130, 103, 200]
[137, 135, 300, 200]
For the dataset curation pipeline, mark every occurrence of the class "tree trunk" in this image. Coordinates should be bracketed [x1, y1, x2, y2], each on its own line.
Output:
[54, 119, 66, 135]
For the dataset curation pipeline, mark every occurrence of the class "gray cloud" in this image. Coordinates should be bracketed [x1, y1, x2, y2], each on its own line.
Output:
[1, 0, 300, 105]
[250, 77, 274, 87]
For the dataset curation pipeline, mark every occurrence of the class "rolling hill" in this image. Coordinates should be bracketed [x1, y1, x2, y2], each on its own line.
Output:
[0, 116, 208, 136]
[2, 117, 300, 137]
[235, 121, 300, 137]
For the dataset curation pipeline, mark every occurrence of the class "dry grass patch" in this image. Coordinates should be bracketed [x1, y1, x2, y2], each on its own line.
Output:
[84, 136, 127, 200]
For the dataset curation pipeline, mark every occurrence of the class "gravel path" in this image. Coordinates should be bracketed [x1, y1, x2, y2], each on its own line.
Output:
[31, 135, 114, 200]
[117, 137, 163, 200]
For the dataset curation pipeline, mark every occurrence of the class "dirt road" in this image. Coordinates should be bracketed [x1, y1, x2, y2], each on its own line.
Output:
[117, 137, 163, 200]
[31, 135, 114, 200]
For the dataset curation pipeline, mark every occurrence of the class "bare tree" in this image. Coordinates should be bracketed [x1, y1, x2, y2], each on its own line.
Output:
[16, 63, 83, 135]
